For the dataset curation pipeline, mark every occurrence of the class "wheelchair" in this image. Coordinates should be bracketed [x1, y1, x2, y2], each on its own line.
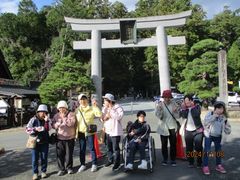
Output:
[122, 134, 156, 172]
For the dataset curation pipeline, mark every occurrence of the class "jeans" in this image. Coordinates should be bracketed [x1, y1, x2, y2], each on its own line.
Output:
[31, 143, 49, 174]
[127, 140, 147, 164]
[78, 132, 97, 165]
[111, 136, 121, 166]
[106, 133, 113, 162]
[203, 136, 222, 166]
[185, 130, 203, 166]
[160, 129, 176, 162]
[56, 139, 75, 171]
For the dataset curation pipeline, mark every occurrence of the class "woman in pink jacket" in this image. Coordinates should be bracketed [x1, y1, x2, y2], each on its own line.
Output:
[102, 93, 124, 171]
[52, 100, 76, 176]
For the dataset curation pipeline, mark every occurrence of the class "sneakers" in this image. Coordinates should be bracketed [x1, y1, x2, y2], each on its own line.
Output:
[91, 164, 98, 172]
[78, 165, 87, 173]
[67, 169, 73, 174]
[171, 161, 177, 167]
[112, 164, 120, 171]
[161, 161, 167, 166]
[125, 163, 133, 170]
[41, 172, 47, 178]
[138, 160, 148, 169]
[32, 173, 38, 180]
[105, 161, 113, 167]
[216, 164, 226, 174]
[57, 171, 65, 176]
[202, 166, 210, 175]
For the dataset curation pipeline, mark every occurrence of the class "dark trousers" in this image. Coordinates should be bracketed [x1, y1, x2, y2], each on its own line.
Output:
[128, 140, 147, 164]
[160, 129, 176, 162]
[111, 136, 121, 166]
[106, 133, 113, 162]
[185, 130, 203, 166]
[78, 132, 97, 165]
[56, 139, 75, 171]
[203, 136, 222, 166]
[31, 143, 49, 174]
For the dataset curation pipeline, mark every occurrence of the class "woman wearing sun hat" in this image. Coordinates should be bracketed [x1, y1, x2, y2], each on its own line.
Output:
[26, 104, 51, 180]
[52, 100, 76, 176]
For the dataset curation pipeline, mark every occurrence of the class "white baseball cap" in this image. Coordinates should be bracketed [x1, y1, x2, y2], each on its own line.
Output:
[57, 100, 68, 109]
[103, 93, 115, 102]
[37, 104, 48, 113]
[78, 93, 88, 101]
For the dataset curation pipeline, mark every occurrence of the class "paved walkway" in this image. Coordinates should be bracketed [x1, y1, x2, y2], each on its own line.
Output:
[0, 100, 240, 180]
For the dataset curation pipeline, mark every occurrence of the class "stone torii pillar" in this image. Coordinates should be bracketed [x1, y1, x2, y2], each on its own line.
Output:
[65, 10, 192, 100]
[156, 25, 170, 91]
[91, 30, 102, 100]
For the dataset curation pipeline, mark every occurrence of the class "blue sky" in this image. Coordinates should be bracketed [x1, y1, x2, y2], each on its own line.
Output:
[0, 0, 239, 19]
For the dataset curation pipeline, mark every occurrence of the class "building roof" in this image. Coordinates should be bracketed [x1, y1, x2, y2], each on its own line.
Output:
[0, 85, 38, 98]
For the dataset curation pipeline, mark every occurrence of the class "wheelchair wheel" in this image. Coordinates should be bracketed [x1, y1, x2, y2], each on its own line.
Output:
[151, 138, 156, 164]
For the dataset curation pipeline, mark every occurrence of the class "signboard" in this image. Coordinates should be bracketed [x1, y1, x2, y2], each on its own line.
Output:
[120, 20, 137, 44]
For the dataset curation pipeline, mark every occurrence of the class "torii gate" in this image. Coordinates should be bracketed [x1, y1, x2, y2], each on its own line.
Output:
[65, 10, 192, 101]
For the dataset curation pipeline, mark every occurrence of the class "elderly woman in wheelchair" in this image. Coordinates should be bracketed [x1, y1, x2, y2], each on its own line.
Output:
[124, 111, 151, 170]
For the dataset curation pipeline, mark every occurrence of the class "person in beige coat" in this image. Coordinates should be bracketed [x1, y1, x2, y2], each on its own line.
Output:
[155, 90, 180, 166]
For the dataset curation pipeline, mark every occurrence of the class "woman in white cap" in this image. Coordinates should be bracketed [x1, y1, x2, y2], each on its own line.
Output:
[26, 104, 51, 180]
[52, 100, 76, 176]
[75, 94, 102, 173]
[102, 93, 124, 171]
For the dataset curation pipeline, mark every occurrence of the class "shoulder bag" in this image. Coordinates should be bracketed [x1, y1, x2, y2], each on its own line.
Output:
[26, 135, 37, 149]
[78, 109, 97, 133]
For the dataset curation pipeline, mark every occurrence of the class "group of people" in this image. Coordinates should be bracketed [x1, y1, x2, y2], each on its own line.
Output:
[26, 93, 127, 180]
[25, 90, 232, 180]
[155, 90, 231, 176]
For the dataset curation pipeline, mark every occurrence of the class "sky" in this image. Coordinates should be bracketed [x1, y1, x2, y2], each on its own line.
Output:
[0, 0, 239, 19]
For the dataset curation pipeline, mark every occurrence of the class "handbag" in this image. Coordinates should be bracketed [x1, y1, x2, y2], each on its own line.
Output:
[49, 133, 58, 145]
[26, 135, 37, 149]
[163, 102, 181, 131]
[78, 110, 97, 133]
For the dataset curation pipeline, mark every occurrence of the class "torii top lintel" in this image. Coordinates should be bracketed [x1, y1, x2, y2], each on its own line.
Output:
[64, 10, 192, 32]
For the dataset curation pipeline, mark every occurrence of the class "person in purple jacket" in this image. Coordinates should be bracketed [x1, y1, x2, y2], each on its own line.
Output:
[26, 104, 51, 180]
[52, 100, 76, 176]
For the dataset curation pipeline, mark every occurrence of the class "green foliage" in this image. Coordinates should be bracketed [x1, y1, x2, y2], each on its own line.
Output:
[227, 38, 240, 86]
[233, 87, 240, 94]
[110, 1, 128, 18]
[189, 39, 223, 57]
[38, 56, 94, 105]
[209, 7, 238, 49]
[18, 0, 38, 15]
[178, 39, 222, 98]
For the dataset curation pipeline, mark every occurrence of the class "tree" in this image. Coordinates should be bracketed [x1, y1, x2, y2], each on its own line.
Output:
[209, 6, 238, 50]
[38, 56, 94, 105]
[178, 39, 223, 98]
[227, 38, 240, 89]
[18, 0, 37, 15]
[109, 1, 128, 18]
